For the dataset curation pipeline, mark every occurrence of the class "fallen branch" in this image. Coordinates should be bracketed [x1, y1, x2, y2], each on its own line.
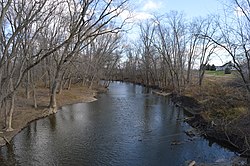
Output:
[3, 136, 10, 145]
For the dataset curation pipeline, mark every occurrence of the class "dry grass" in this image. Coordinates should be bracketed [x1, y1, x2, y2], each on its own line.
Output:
[185, 73, 249, 122]
[185, 73, 250, 154]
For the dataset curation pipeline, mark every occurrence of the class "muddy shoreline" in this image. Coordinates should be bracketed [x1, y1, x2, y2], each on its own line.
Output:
[1, 81, 249, 160]
[109, 80, 250, 158]
[169, 94, 250, 158]
[0, 85, 105, 147]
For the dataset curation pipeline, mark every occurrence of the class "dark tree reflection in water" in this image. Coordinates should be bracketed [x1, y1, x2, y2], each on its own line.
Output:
[0, 82, 239, 166]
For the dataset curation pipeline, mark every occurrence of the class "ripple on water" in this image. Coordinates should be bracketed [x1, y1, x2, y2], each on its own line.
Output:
[0, 82, 238, 166]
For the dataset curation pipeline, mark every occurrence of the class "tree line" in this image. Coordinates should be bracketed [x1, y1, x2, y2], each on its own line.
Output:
[117, 0, 250, 98]
[0, 0, 128, 131]
[1, 0, 250, 132]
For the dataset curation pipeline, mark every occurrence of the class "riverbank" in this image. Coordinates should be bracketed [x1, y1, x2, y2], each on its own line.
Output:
[154, 81, 250, 157]
[0, 84, 106, 146]
[137, 71, 250, 158]
[171, 94, 250, 156]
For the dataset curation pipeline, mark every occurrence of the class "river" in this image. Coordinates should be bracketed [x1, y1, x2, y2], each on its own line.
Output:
[0, 82, 238, 165]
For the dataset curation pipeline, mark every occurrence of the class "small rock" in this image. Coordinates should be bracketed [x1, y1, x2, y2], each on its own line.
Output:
[188, 160, 196, 166]
[185, 130, 196, 137]
[215, 158, 226, 163]
[0, 137, 4, 143]
[171, 141, 182, 145]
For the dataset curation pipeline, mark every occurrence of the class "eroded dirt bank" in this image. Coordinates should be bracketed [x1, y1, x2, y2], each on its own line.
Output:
[0, 85, 106, 146]
[171, 94, 250, 158]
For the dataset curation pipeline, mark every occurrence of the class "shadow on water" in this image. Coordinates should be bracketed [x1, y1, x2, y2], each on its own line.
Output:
[49, 115, 56, 132]
[0, 143, 18, 166]
[0, 82, 247, 165]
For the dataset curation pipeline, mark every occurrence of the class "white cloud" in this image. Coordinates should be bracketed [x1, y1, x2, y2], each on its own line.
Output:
[133, 12, 153, 20]
[117, 9, 153, 23]
[234, 6, 245, 17]
[120, 0, 161, 22]
[143, 0, 161, 11]
[119, 9, 132, 20]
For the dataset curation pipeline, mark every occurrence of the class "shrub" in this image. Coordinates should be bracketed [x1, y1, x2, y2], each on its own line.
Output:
[210, 64, 216, 71]
[224, 67, 231, 74]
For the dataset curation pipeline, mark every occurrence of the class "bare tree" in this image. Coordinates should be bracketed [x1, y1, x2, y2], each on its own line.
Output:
[153, 12, 187, 94]
[201, 0, 250, 96]
[0, 0, 59, 131]
[0, 0, 130, 130]
[195, 16, 218, 86]
[138, 20, 156, 86]
[46, 0, 129, 113]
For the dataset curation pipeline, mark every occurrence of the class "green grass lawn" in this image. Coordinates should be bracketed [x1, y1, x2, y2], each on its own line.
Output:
[205, 70, 226, 76]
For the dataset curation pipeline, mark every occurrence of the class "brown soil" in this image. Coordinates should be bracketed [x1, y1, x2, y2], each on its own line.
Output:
[0, 84, 106, 146]
[172, 76, 250, 157]
[186, 113, 250, 157]
[171, 95, 204, 114]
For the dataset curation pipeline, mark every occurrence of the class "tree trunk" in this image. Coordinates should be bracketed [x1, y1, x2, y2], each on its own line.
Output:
[49, 80, 58, 114]
[26, 70, 30, 99]
[6, 77, 15, 132]
[3, 99, 7, 129]
[186, 55, 192, 84]
[89, 74, 96, 89]
[58, 72, 65, 94]
[67, 77, 72, 90]
[58, 81, 63, 94]
[32, 83, 37, 108]
[44, 71, 49, 88]
[199, 71, 204, 87]
[6, 93, 15, 132]
[30, 69, 37, 108]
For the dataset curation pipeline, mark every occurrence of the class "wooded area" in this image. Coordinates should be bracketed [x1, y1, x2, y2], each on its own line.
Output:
[0, 0, 128, 131]
[0, 1, 250, 155]
[114, 0, 250, 154]
[119, 1, 250, 98]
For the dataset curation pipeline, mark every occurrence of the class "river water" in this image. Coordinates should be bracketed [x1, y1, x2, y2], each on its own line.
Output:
[0, 82, 238, 165]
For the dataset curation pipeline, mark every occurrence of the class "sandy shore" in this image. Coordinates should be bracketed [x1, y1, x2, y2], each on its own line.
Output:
[0, 85, 104, 146]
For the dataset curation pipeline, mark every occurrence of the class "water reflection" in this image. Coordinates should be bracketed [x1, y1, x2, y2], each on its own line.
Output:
[0, 143, 18, 166]
[0, 82, 239, 165]
[49, 115, 56, 131]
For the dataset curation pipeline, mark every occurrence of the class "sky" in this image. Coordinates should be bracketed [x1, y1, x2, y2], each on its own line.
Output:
[133, 0, 224, 19]
[124, 0, 232, 66]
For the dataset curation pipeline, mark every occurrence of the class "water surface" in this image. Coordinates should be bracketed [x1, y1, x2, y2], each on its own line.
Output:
[0, 82, 236, 165]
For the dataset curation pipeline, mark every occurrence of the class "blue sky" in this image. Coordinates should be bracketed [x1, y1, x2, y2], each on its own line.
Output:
[124, 0, 231, 66]
[131, 0, 225, 20]
[164, 0, 223, 17]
